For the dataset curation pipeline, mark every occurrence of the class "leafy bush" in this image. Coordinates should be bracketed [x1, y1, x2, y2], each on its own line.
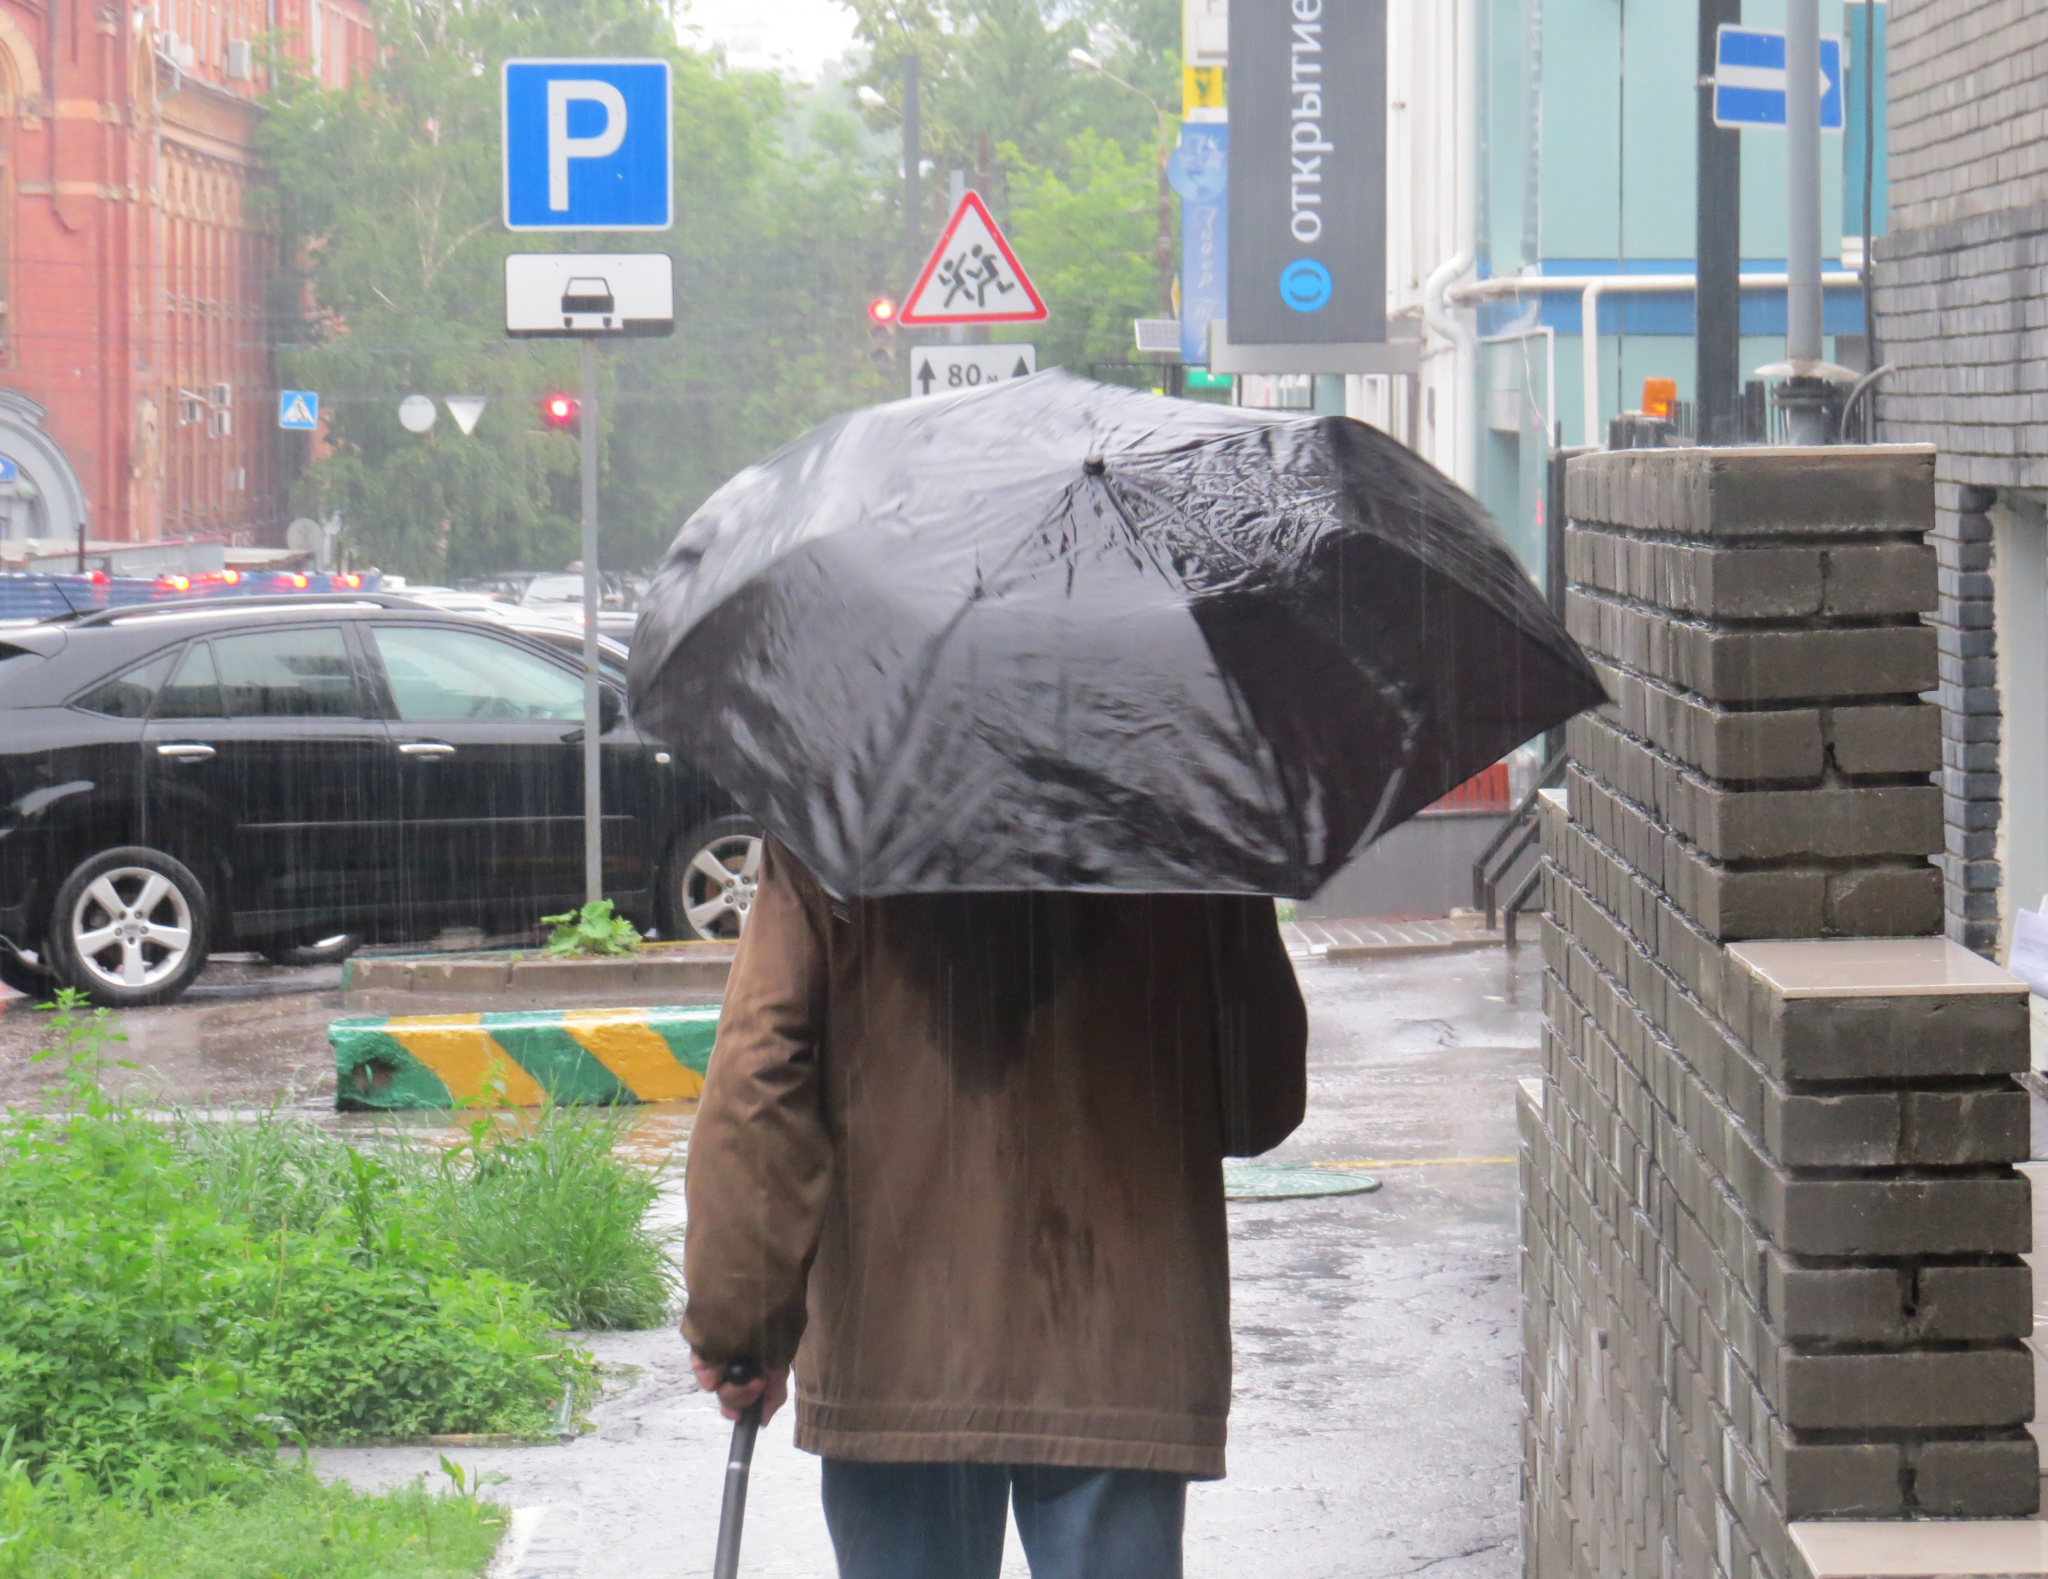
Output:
[539, 898, 643, 957]
[0, 999, 588, 1490]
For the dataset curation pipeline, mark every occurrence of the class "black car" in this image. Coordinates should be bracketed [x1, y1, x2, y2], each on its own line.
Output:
[0, 595, 760, 1006]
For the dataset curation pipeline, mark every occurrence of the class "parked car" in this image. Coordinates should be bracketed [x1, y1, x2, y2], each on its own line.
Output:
[0, 594, 760, 1005]
[415, 582, 641, 648]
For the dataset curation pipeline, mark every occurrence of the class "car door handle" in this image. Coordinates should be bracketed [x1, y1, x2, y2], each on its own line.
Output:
[398, 742, 456, 757]
[155, 743, 216, 760]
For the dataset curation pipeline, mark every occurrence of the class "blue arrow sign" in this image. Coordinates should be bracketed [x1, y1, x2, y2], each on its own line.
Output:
[1714, 27, 1844, 131]
[503, 59, 672, 231]
[278, 390, 319, 431]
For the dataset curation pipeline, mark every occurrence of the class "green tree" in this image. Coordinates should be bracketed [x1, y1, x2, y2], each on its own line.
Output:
[998, 131, 1159, 369]
[261, 0, 901, 579]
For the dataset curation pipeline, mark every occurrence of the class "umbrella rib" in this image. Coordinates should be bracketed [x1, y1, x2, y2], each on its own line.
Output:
[853, 494, 1084, 878]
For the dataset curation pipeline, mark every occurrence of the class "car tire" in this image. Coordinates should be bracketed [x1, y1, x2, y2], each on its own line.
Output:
[259, 932, 362, 968]
[46, 846, 213, 1008]
[0, 944, 50, 1002]
[661, 816, 764, 942]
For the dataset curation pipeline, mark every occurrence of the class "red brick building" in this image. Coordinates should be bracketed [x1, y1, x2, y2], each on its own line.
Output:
[0, 0, 370, 556]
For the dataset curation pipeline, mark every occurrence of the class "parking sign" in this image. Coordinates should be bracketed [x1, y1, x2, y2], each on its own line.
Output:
[502, 59, 672, 231]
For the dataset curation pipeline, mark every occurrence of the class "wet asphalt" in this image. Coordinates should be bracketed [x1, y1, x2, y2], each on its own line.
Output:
[289, 947, 1544, 1579]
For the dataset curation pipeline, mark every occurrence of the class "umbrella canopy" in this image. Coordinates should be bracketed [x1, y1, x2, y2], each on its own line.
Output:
[629, 371, 1602, 899]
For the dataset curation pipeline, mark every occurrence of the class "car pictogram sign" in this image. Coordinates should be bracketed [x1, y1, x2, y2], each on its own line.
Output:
[900, 192, 1048, 326]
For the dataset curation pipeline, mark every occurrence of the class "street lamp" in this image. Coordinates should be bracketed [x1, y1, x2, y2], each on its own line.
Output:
[856, 84, 891, 114]
[1067, 47, 1175, 320]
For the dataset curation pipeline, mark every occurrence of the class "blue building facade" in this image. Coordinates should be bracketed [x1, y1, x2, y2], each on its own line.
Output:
[1467, 0, 1889, 570]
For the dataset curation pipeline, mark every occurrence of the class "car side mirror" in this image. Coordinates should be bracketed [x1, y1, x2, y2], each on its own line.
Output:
[599, 688, 623, 732]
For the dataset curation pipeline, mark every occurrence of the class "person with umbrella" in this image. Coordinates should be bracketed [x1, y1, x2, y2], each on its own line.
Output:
[638, 374, 1602, 1577]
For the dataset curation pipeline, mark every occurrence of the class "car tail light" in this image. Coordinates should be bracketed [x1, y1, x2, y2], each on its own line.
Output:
[220, 569, 241, 586]
[334, 572, 362, 589]
[279, 572, 309, 589]
[156, 573, 191, 593]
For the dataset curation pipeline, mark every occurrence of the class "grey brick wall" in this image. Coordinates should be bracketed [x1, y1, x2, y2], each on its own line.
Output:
[1887, 0, 2048, 232]
[1874, 3, 2048, 952]
[1524, 447, 2034, 1579]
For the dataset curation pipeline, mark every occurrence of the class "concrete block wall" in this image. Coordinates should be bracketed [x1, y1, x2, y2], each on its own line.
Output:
[1523, 446, 2035, 1579]
[1558, 446, 1943, 943]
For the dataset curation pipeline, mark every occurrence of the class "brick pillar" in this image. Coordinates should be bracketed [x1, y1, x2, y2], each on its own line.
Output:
[1932, 482, 2002, 954]
[1522, 446, 2035, 1579]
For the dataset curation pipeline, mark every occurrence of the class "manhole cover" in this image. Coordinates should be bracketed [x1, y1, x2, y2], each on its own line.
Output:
[1223, 1162, 1382, 1201]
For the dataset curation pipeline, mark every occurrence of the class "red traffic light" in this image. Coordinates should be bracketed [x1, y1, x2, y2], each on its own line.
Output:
[541, 394, 580, 430]
[866, 296, 897, 327]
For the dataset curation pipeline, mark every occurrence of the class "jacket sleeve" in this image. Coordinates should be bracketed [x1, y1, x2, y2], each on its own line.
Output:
[681, 838, 836, 1371]
[1211, 895, 1309, 1157]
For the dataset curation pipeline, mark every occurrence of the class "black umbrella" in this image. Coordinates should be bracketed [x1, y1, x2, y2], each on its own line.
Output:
[629, 371, 1602, 899]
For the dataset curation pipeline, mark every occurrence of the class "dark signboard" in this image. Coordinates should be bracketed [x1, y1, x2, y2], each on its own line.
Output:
[1227, 0, 1386, 346]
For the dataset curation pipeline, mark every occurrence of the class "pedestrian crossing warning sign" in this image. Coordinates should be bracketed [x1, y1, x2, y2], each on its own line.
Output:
[278, 390, 320, 430]
[900, 192, 1048, 326]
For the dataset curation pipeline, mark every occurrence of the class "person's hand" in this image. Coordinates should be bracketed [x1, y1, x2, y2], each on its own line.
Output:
[691, 1349, 789, 1425]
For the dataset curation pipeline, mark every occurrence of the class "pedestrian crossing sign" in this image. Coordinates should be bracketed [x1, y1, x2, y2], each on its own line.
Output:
[900, 192, 1048, 327]
[278, 390, 320, 431]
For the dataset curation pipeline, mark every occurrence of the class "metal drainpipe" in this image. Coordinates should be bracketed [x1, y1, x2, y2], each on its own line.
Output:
[1420, 0, 1478, 487]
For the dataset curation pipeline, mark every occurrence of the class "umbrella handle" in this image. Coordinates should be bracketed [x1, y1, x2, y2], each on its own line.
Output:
[710, 1359, 763, 1579]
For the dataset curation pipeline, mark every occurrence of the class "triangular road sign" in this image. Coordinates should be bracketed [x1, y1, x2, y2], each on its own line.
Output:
[900, 191, 1048, 326]
[444, 396, 487, 436]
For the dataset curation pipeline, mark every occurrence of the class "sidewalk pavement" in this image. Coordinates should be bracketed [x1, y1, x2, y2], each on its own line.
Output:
[316, 947, 1540, 1578]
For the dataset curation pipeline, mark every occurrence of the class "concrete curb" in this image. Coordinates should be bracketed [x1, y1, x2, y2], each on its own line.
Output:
[332, 1005, 719, 1110]
[491, 1506, 581, 1579]
[343, 946, 733, 996]
[1283, 917, 1506, 962]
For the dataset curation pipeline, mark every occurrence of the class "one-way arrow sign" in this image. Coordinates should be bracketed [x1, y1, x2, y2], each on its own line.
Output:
[900, 192, 1048, 326]
[1712, 26, 1844, 130]
[908, 344, 1038, 399]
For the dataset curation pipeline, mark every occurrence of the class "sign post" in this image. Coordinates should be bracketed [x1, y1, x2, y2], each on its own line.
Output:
[503, 59, 673, 905]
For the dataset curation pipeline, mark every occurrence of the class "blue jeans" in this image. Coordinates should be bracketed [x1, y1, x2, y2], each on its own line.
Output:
[820, 1459, 1187, 1579]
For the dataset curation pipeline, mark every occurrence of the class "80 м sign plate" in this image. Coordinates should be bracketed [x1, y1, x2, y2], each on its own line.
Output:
[909, 345, 1037, 399]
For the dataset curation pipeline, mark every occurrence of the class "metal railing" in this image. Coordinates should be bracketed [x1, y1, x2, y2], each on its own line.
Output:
[1471, 749, 1567, 946]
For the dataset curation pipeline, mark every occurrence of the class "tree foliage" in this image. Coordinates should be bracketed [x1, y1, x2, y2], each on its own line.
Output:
[260, 0, 1179, 580]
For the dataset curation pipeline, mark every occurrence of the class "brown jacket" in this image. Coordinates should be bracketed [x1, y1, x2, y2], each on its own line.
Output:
[681, 838, 1307, 1478]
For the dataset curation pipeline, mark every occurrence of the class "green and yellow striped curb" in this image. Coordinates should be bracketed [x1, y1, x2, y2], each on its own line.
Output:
[332, 1005, 719, 1110]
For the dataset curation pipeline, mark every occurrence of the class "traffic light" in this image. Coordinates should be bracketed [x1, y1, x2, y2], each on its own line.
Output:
[866, 296, 897, 370]
[540, 393, 579, 430]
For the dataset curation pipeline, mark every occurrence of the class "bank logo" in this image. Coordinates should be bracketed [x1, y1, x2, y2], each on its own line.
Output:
[1279, 258, 1332, 313]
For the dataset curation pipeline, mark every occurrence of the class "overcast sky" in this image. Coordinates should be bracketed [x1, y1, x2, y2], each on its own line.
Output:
[681, 0, 861, 77]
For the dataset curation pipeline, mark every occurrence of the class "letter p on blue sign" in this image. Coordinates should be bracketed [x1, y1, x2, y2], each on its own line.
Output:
[503, 59, 672, 231]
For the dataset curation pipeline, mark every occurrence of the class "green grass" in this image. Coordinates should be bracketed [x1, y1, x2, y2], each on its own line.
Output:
[0, 1464, 506, 1579]
[174, 1101, 680, 1331]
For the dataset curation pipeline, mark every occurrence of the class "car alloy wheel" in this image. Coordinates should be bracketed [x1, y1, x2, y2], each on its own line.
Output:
[678, 828, 762, 941]
[68, 864, 196, 991]
[49, 846, 213, 1006]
